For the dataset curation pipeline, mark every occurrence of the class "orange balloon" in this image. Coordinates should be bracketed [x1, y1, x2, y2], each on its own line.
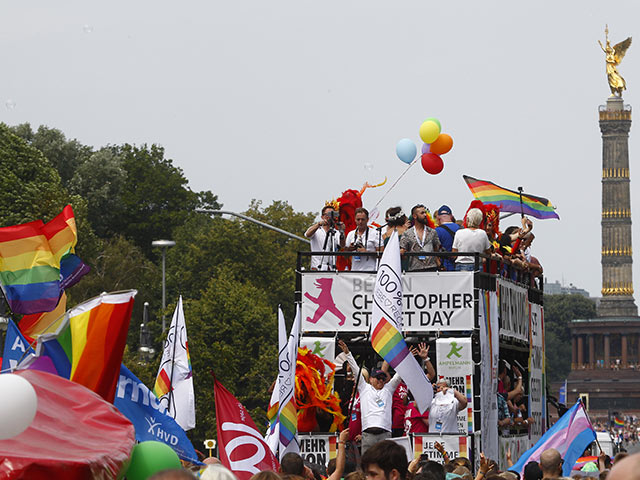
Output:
[429, 133, 453, 155]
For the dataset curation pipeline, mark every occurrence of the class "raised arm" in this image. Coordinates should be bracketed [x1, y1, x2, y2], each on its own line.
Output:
[305, 219, 324, 238]
[339, 340, 366, 391]
[327, 428, 350, 480]
[412, 342, 436, 381]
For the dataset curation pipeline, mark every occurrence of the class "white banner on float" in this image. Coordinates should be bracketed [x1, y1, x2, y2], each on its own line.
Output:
[529, 302, 545, 437]
[301, 272, 474, 333]
[413, 434, 470, 461]
[479, 290, 499, 463]
[298, 435, 335, 466]
[497, 279, 529, 342]
[300, 337, 336, 363]
[435, 338, 474, 434]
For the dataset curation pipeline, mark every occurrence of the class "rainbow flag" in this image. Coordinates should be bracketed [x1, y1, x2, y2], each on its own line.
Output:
[372, 319, 410, 368]
[23, 290, 137, 402]
[614, 416, 624, 427]
[19, 291, 68, 340]
[370, 231, 433, 413]
[0, 206, 78, 314]
[463, 175, 560, 220]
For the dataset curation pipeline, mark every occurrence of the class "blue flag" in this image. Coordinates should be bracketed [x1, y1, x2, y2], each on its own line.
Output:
[114, 364, 201, 464]
[1, 319, 34, 372]
[559, 380, 567, 405]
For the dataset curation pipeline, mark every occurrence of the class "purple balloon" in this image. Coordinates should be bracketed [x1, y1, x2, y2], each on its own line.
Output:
[421, 143, 431, 154]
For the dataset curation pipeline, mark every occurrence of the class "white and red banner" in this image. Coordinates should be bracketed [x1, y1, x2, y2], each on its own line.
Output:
[413, 434, 469, 461]
[215, 378, 279, 479]
[302, 271, 474, 333]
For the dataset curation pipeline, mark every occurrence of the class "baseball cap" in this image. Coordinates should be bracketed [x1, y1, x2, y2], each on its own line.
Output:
[437, 205, 452, 216]
[371, 369, 387, 379]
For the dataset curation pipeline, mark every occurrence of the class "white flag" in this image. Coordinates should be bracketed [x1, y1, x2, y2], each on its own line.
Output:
[264, 307, 288, 455]
[370, 231, 433, 413]
[154, 296, 196, 430]
[277, 305, 301, 459]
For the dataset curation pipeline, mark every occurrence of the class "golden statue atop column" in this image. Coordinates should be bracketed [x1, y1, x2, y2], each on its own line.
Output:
[598, 25, 632, 96]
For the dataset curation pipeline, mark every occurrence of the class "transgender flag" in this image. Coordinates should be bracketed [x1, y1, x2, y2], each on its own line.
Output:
[509, 400, 596, 477]
[370, 231, 432, 413]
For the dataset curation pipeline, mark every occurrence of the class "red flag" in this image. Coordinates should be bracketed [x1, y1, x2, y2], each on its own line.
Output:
[214, 378, 279, 479]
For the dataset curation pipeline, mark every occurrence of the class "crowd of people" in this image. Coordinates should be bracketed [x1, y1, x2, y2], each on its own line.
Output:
[141, 437, 640, 480]
[304, 201, 542, 286]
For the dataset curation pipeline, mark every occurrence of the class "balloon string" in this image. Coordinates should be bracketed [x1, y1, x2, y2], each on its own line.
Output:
[373, 159, 417, 209]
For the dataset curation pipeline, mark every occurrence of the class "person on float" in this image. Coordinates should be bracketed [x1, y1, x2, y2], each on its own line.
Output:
[434, 205, 461, 271]
[304, 202, 345, 270]
[428, 379, 468, 434]
[344, 207, 382, 272]
[399, 204, 441, 271]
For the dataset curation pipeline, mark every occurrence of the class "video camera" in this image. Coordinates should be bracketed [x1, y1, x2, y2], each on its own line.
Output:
[327, 210, 340, 227]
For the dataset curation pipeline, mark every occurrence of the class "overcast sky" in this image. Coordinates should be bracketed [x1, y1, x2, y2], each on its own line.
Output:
[2, 1, 639, 299]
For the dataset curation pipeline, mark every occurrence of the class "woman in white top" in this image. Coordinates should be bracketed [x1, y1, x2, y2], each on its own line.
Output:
[451, 208, 492, 271]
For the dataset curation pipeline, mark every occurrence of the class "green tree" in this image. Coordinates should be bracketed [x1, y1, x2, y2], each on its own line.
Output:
[545, 294, 596, 382]
[186, 267, 277, 442]
[0, 123, 70, 226]
[68, 235, 160, 348]
[9, 123, 92, 188]
[167, 200, 312, 314]
[68, 148, 127, 238]
[114, 144, 221, 256]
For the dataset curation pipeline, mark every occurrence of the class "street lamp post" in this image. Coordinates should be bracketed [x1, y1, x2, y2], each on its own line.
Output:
[152, 239, 176, 332]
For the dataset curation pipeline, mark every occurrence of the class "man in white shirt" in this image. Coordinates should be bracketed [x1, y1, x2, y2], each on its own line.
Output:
[304, 204, 345, 270]
[428, 379, 468, 434]
[339, 340, 402, 454]
[345, 208, 382, 272]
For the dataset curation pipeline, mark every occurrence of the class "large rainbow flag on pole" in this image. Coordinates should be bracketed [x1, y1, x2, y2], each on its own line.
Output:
[0, 205, 82, 314]
[277, 305, 300, 459]
[370, 231, 433, 413]
[20, 290, 137, 402]
[463, 175, 560, 220]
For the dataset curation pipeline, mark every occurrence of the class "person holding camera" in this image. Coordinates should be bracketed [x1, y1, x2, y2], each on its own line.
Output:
[344, 207, 382, 272]
[305, 204, 345, 270]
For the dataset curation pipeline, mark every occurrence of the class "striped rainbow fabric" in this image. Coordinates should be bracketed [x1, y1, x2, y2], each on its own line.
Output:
[614, 416, 625, 427]
[0, 205, 78, 314]
[154, 369, 173, 398]
[26, 290, 137, 402]
[371, 318, 410, 369]
[19, 291, 68, 341]
[463, 175, 560, 220]
[278, 401, 297, 445]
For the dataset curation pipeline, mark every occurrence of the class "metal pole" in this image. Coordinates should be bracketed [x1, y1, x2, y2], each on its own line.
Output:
[197, 209, 310, 244]
[161, 247, 167, 332]
[152, 239, 175, 333]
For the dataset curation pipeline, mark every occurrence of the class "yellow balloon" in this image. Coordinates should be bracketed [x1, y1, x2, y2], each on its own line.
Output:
[419, 121, 441, 144]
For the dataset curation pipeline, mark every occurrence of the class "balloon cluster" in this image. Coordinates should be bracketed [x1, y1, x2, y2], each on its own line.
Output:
[395, 117, 454, 175]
